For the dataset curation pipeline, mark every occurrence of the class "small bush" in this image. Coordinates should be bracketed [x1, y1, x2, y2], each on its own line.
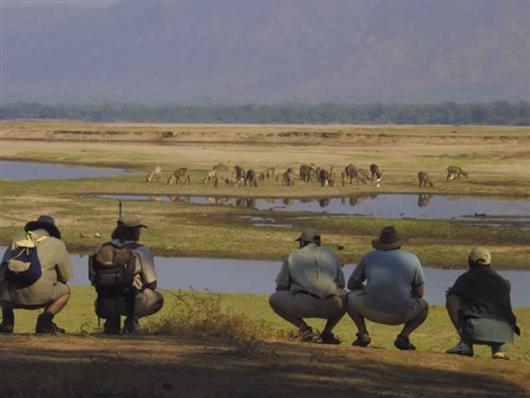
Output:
[147, 290, 280, 344]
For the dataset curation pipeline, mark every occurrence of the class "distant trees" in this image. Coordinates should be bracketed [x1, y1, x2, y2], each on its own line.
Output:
[0, 101, 528, 125]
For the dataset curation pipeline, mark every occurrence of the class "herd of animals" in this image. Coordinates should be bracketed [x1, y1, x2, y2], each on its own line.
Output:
[146, 163, 469, 189]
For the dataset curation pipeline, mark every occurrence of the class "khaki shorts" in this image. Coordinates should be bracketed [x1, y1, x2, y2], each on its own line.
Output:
[96, 289, 164, 319]
[269, 290, 344, 320]
[1, 282, 70, 310]
[346, 290, 427, 325]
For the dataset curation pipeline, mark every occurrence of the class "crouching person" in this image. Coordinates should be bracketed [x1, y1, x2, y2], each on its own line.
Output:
[0, 215, 72, 334]
[446, 247, 520, 359]
[89, 215, 163, 334]
[269, 228, 345, 344]
[345, 226, 429, 350]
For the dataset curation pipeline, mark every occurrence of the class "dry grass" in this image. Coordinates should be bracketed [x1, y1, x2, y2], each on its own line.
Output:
[147, 290, 281, 344]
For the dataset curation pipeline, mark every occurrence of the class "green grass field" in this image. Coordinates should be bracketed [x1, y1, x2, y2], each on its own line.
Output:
[7, 286, 530, 362]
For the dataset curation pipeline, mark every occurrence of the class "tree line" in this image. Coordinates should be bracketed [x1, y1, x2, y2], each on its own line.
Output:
[1, 101, 528, 125]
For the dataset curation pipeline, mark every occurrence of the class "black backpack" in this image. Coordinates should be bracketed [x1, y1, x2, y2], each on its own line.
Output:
[89, 241, 138, 297]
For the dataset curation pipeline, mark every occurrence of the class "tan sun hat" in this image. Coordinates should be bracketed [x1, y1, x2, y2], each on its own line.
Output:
[469, 246, 491, 265]
[295, 227, 321, 243]
[117, 214, 147, 228]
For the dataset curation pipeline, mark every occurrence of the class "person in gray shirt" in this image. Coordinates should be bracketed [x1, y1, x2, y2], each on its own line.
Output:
[269, 228, 345, 344]
[89, 215, 164, 334]
[345, 226, 429, 350]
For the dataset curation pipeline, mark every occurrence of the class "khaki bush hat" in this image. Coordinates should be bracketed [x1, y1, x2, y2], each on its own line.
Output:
[117, 214, 147, 228]
[295, 227, 321, 243]
[469, 247, 491, 265]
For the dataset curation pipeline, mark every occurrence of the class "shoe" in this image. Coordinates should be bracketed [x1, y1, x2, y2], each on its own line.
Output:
[122, 318, 140, 335]
[394, 334, 416, 351]
[103, 318, 121, 335]
[491, 344, 509, 360]
[352, 332, 371, 347]
[0, 322, 14, 334]
[35, 314, 65, 334]
[319, 331, 341, 345]
[446, 341, 474, 357]
[298, 327, 314, 343]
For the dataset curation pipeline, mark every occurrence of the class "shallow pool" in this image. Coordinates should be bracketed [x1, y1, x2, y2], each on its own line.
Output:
[96, 193, 530, 230]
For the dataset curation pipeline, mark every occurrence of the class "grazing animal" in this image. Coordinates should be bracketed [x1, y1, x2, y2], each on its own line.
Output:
[234, 165, 246, 182]
[146, 166, 162, 183]
[244, 169, 258, 187]
[213, 163, 229, 172]
[357, 168, 370, 184]
[203, 169, 217, 184]
[282, 168, 296, 186]
[258, 172, 266, 181]
[329, 166, 336, 187]
[318, 169, 331, 187]
[447, 165, 468, 181]
[370, 163, 383, 182]
[344, 164, 358, 184]
[265, 167, 280, 182]
[299, 164, 314, 182]
[418, 171, 434, 188]
[167, 168, 191, 185]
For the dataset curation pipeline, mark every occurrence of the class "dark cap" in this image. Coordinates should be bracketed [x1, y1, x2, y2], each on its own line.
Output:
[372, 226, 403, 251]
[25, 215, 61, 239]
[295, 227, 321, 243]
[117, 214, 148, 228]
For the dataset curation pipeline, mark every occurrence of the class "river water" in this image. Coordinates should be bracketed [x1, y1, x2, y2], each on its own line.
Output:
[0, 160, 131, 180]
[1, 247, 528, 307]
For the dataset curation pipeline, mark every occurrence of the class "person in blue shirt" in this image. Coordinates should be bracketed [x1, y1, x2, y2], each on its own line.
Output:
[345, 226, 429, 350]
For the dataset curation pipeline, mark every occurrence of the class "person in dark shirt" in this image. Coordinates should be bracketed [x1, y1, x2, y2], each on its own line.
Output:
[446, 247, 520, 359]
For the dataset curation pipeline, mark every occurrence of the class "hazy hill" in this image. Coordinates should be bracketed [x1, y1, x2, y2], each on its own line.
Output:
[2, 0, 529, 104]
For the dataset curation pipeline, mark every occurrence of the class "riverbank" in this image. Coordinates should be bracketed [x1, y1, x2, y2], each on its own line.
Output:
[1, 121, 529, 268]
[1, 173, 530, 269]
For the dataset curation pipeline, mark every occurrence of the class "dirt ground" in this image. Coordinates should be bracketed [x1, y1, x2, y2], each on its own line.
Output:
[0, 334, 528, 398]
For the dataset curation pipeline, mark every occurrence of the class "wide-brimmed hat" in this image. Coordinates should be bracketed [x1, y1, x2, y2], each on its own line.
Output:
[25, 215, 61, 239]
[295, 227, 320, 243]
[469, 246, 491, 265]
[117, 214, 148, 228]
[372, 226, 403, 251]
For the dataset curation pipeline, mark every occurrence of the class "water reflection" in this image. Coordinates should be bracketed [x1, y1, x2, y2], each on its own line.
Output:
[96, 193, 530, 229]
[417, 194, 433, 208]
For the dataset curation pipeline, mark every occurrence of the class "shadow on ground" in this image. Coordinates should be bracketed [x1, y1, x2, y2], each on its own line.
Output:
[0, 335, 528, 398]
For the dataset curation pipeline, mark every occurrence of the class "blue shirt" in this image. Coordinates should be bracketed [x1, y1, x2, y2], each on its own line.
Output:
[349, 249, 425, 314]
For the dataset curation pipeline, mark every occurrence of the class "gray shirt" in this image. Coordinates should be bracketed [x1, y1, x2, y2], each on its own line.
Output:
[275, 243, 345, 298]
[348, 249, 425, 314]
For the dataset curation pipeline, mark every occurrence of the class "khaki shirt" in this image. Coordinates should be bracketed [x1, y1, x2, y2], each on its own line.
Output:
[275, 243, 344, 298]
[0, 229, 72, 306]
